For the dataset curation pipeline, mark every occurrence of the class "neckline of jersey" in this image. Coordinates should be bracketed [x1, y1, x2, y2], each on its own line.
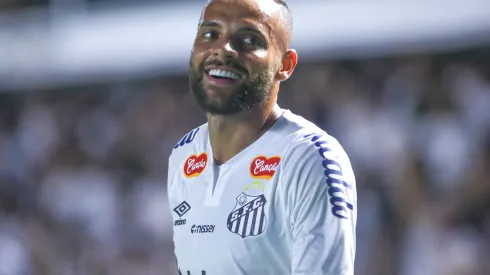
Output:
[207, 108, 289, 169]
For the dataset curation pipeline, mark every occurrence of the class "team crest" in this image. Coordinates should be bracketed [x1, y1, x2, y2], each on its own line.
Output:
[227, 193, 267, 238]
[183, 152, 208, 178]
[250, 155, 281, 180]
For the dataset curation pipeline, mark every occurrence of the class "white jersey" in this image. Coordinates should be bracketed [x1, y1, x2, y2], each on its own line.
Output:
[167, 109, 357, 275]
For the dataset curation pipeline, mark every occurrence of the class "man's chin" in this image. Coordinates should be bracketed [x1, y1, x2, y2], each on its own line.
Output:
[202, 82, 242, 98]
[197, 99, 242, 115]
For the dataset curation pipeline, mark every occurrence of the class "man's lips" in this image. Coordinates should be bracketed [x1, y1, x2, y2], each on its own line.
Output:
[203, 65, 246, 87]
[205, 73, 240, 86]
[204, 65, 245, 77]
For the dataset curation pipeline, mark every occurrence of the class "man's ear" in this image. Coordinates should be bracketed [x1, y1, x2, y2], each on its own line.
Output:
[276, 49, 298, 81]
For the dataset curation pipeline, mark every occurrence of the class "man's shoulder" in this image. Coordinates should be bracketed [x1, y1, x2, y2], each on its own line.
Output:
[280, 113, 356, 219]
[280, 111, 348, 167]
[169, 123, 209, 160]
[283, 131, 346, 164]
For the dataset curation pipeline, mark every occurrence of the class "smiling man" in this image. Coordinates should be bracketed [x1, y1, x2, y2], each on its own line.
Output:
[167, 0, 357, 274]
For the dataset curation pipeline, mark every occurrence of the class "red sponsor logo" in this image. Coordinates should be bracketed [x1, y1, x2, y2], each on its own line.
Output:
[250, 155, 281, 180]
[184, 153, 208, 178]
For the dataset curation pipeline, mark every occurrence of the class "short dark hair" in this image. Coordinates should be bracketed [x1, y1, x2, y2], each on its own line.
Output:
[200, 0, 293, 48]
[274, 0, 293, 49]
[273, 0, 293, 33]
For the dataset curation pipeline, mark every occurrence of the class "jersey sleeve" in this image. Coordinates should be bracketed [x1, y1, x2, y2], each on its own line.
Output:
[167, 151, 182, 208]
[282, 133, 357, 275]
[167, 152, 175, 197]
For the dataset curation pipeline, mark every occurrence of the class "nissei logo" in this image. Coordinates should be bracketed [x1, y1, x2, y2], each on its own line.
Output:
[249, 156, 281, 180]
[304, 133, 354, 219]
[191, 224, 215, 234]
[174, 127, 200, 149]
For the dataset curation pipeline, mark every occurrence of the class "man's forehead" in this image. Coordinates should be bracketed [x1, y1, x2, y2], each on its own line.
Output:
[202, 0, 282, 26]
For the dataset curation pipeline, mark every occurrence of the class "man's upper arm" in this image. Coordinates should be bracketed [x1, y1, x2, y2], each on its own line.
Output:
[283, 133, 357, 275]
[167, 152, 175, 194]
[167, 147, 184, 209]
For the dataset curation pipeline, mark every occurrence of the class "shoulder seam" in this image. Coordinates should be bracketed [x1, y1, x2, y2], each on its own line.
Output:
[173, 126, 202, 151]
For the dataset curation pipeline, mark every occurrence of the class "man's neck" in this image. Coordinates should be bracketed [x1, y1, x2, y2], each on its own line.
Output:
[207, 102, 281, 165]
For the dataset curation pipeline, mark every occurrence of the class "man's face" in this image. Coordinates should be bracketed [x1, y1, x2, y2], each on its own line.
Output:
[189, 0, 284, 115]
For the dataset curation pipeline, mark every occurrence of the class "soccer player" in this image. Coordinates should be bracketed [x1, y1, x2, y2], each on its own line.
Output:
[167, 0, 357, 274]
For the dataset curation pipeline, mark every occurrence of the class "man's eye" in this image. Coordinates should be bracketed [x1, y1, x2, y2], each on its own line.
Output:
[202, 31, 216, 39]
[243, 36, 259, 46]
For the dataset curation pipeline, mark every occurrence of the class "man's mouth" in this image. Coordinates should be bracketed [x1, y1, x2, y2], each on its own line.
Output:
[204, 67, 244, 86]
[207, 69, 241, 80]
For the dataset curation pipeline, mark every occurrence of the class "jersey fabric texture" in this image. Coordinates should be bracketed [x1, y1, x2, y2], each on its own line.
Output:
[167, 109, 357, 275]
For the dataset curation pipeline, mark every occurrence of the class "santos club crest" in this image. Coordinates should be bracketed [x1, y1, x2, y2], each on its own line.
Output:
[227, 193, 267, 238]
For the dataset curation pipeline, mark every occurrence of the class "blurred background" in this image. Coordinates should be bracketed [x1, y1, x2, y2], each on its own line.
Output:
[0, 0, 489, 274]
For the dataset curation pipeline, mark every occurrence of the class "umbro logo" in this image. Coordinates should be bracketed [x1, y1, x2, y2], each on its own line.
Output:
[174, 201, 191, 217]
[173, 201, 191, 226]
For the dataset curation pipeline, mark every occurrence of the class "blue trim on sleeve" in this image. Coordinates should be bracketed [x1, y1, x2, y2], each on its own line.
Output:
[304, 133, 354, 219]
[174, 127, 200, 149]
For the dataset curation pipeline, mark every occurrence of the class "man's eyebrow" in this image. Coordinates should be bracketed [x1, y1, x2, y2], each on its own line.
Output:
[239, 26, 265, 37]
[199, 21, 221, 28]
[199, 21, 269, 40]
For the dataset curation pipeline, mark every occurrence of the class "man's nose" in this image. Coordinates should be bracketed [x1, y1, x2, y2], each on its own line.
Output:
[213, 40, 238, 60]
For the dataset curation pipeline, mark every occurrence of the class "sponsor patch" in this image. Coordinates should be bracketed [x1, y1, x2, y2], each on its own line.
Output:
[191, 224, 215, 234]
[184, 153, 208, 178]
[249, 155, 281, 180]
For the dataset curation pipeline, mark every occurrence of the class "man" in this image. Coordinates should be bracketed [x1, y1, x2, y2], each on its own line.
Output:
[167, 0, 357, 274]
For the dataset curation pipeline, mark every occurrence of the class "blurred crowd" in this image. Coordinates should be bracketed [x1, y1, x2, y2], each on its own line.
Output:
[0, 47, 489, 275]
[0, 0, 190, 11]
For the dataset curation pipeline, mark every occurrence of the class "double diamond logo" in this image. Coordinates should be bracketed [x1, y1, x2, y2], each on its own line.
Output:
[173, 201, 191, 217]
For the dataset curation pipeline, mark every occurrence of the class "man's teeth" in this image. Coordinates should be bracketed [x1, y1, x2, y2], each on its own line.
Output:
[208, 69, 240, 80]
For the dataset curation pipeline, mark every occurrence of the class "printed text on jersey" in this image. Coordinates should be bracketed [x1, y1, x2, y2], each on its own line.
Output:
[183, 153, 208, 178]
[178, 269, 206, 275]
[304, 133, 354, 219]
[249, 155, 281, 180]
[191, 224, 215, 234]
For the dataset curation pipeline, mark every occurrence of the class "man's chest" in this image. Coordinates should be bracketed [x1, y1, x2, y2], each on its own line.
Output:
[169, 153, 290, 257]
[171, 155, 283, 235]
